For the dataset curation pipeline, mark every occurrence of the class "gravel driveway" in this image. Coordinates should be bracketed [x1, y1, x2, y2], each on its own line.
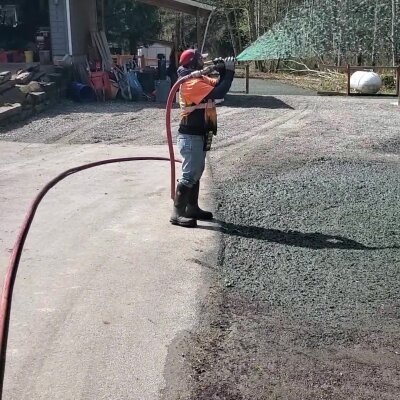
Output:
[1, 80, 399, 400]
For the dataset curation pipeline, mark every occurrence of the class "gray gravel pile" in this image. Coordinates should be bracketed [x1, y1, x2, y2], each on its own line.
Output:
[176, 93, 400, 400]
[216, 160, 399, 328]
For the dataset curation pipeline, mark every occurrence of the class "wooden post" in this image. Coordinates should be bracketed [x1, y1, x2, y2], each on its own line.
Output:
[245, 64, 250, 94]
[398, 66, 400, 106]
[347, 64, 351, 96]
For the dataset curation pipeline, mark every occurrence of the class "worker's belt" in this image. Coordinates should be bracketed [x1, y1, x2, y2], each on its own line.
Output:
[180, 99, 217, 152]
[182, 100, 216, 114]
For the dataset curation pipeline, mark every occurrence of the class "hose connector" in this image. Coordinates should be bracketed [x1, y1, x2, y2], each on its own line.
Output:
[190, 65, 217, 79]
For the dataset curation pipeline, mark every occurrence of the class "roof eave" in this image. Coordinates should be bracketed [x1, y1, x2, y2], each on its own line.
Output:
[137, 0, 215, 17]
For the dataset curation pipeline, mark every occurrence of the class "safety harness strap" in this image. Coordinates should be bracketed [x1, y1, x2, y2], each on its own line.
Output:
[183, 99, 216, 114]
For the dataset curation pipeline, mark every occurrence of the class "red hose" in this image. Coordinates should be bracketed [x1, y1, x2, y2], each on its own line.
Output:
[0, 68, 209, 398]
[0, 157, 180, 398]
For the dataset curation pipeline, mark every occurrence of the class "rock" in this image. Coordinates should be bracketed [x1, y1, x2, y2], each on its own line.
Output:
[28, 92, 47, 105]
[0, 103, 22, 124]
[40, 82, 59, 103]
[39, 81, 57, 92]
[0, 71, 11, 83]
[31, 72, 46, 82]
[34, 103, 47, 114]
[0, 80, 15, 94]
[16, 81, 42, 94]
[28, 81, 43, 92]
[15, 72, 34, 84]
[20, 107, 34, 121]
[0, 87, 27, 105]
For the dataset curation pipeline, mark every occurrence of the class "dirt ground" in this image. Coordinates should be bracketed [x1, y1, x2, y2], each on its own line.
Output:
[1, 81, 399, 399]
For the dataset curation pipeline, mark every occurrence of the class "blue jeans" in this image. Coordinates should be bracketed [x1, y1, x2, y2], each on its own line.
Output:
[177, 134, 206, 188]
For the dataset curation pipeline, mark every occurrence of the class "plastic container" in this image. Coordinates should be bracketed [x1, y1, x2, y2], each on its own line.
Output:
[70, 82, 95, 102]
[350, 71, 382, 94]
[157, 54, 167, 80]
[155, 79, 171, 103]
[137, 70, 156, 94]
[39, 50, 51, 65]
[24, 51, 34, 63]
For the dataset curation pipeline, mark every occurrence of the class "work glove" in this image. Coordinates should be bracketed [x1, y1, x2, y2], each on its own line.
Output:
[213, 57, 226, 72]
[223, 57, 236, 71]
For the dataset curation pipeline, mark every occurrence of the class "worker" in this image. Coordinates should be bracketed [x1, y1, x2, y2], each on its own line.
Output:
[170, 49, 235, 228]
[167, 48, 178, 86]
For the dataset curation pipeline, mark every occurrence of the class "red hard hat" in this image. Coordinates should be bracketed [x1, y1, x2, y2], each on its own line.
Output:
[179, 49, 206, 67]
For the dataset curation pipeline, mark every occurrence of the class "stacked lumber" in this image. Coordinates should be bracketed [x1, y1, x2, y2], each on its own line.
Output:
[91, 31, 113, 71]
[0, 65, 67, 126]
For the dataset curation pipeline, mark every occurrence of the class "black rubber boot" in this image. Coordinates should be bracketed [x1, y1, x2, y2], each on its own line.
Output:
[186, 181, 213, 220]
[170, 183, 197, 227]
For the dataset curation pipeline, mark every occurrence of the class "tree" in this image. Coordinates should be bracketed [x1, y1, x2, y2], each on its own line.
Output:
[237, 0, 400, 66]
[156, 0, 400, 67]
[105, 0, 161, 53]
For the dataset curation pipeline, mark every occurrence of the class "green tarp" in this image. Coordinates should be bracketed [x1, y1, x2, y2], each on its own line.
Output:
[237, 29, 306, 61]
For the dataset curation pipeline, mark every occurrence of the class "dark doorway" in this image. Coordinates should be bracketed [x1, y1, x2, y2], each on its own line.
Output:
[0, 0, 50, 62]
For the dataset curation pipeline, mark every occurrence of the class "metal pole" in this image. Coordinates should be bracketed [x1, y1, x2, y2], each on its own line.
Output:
[245, 64, 250, 94]
[66, 0, 73, 56]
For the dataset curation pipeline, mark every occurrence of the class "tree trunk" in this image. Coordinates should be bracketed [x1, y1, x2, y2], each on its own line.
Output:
[225, 10, 237, 57]
[309, 0, 315, 54]
[175, 13, 181, 49]
[233, 9, 243, 53]
[337, 0, 348, 66]
[180, 13, 185, 47]
[248, 0, 257, 42]
[392, 0, 397, 66]
[371, 0, 379, 66]
[274, 0, 279, 23]
[275, 57, 281, 72]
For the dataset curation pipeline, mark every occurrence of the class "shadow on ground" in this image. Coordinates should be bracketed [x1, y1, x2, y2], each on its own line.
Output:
[223, 94, 294, 109]
[199, 220, 398, 251]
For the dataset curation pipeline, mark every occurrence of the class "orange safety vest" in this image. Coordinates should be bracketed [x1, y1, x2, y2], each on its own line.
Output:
[179, 76, 218, 136]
